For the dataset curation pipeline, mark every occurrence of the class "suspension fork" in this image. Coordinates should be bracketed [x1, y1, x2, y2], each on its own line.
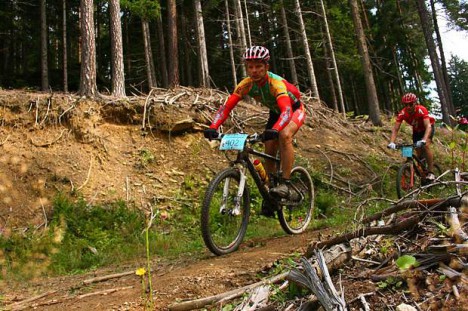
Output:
[220, 165, 248, 216]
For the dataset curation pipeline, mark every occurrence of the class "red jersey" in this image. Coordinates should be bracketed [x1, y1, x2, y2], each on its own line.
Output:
[396, 105, 435, 133]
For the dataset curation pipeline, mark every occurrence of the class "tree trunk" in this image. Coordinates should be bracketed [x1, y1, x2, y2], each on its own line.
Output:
[167, 0, 179, 87]
[179, 5, 192, 86]
[156, 14, 168, 88]
[349, 0, 381, 126]
[40, 0, 49, 91]
[322, 31, 338, 111]
[62, 0, 68, 93]
[430, 0, 456, 117]
[142, 20, 156, 89]
[195, 0, 210, 87]
[79, 0, 98, 98]
[243, 0, 252, 47]
[109, 0, 126, 97]
[294, 0, 320, 99]
[279, 0, 298, 85]
[225, 0, 237, 86]
[96, 0, 102, 74]
[320, 0, 345, 115]
[233, 0, 246, 78]
[416, 0, 452, 125]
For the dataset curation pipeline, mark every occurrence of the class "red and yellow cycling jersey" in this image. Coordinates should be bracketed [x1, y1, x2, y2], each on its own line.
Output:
[210, 72, 303, 131]
[396, 105, 435, 133]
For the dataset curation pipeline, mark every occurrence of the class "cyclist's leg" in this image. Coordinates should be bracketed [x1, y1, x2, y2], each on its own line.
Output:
[424, 125, 435, 173]
[279, 122, 298, 179]
[279, 105, 305, 179]
[264, 140, 278, 174]
[413, 130, 425, 163]
[264, 112, 279, 176]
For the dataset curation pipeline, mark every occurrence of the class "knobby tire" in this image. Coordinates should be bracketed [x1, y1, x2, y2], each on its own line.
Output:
[397, 162, 416, 199]
[278, 166, 314, 234]
[200, 168, 250, 256]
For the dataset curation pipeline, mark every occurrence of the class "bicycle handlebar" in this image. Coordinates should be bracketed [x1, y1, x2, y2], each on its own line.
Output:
[395, 143, 415, 149]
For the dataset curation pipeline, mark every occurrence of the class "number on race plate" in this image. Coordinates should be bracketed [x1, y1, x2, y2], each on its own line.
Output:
[219, 134, 248, 151]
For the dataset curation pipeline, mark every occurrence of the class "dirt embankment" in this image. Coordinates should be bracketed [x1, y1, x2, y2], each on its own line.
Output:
[3, 88, 463, 310]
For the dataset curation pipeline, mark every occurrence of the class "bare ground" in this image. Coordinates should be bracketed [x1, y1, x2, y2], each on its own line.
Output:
[0, 89, 466, 310]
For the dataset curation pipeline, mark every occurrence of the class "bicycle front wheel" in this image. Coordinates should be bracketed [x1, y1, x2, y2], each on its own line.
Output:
[397, 162, 418, 199]
[201, 168, 250, 256]
[278, 166, 314, 234]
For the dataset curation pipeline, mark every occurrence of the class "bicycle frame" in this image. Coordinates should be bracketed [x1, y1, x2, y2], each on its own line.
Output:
[229, 139, 281, 203]
[201, 133, 314, 255]
[400, 144, 428, 185]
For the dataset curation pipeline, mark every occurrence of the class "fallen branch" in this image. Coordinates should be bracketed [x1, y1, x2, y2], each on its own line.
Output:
[288, 252, 347, 311]
[6, 290, 57, 311]
[233, 285, 270, 311]
[0, 134, 10, 146]
[77, 286, 134, 299]
[82, 270, 135, 285]
[75, 156, 94, 191]
[306, 215, 421, 257]
[169, 244, 351, 311]
[446, 206, 468, 244]
[168, 271, 289, 311]
[361, 197, 461, 225]
[437, 262, 468, 284]
[142, 88, 157, 130]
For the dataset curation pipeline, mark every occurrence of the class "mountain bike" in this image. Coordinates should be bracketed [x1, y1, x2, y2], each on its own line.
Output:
[200, 132, 314, 256]
[394, 143, 442, 198]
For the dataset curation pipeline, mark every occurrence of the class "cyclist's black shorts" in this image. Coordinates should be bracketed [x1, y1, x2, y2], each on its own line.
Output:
[413, 124, 435, 143]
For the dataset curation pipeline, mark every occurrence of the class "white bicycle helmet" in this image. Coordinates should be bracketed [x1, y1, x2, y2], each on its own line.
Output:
[243, 46, 270, 62]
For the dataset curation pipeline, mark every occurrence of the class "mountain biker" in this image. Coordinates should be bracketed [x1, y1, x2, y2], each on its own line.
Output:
[387, 92, 436, 181]
[203, 46, 306, 208]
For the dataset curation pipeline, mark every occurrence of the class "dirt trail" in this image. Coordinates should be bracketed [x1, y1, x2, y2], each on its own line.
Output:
[5, 228, 325, 310]
[3, 89, 463, 310]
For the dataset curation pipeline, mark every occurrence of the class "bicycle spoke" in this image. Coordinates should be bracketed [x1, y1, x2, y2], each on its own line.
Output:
[201, 168, 250, 256]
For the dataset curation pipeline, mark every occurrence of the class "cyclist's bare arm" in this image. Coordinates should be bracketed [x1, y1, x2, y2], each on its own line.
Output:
[390, 120, 402, 143]
[422, 118, 432, 143]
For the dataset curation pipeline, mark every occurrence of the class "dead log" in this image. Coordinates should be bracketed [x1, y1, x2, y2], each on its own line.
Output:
[446, 207, 468, 244]
[5, 290, 57, 311]
[361, 197, 461, 224]
[167, 271, 289, 311]
[427, 244, 468, 255]
[233, 285, 270, 311]
[306, 215, 420, 257]
[288, 254, 346, 311]
[82, 270, 135, 285]
[437, 262, 468, 285]
[307, 197, 463, 258]
[77, 286, 134, 299]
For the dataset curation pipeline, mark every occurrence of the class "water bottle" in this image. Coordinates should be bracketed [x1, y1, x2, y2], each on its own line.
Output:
[253, 159, 269, 183]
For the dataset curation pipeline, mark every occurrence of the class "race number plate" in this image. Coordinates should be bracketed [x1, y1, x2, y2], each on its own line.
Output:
[219, 134, 248, 151]
[401, 146, 413, 157]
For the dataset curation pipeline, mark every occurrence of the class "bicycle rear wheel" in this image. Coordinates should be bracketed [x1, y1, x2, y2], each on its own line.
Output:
[200, 168, 250, 256]
[278, 166, 314, 234]
[397, 162, 418, 199]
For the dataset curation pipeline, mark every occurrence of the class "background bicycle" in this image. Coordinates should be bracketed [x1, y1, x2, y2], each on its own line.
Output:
[200, 132, 314, 256]
[394, 143, 443, 199]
